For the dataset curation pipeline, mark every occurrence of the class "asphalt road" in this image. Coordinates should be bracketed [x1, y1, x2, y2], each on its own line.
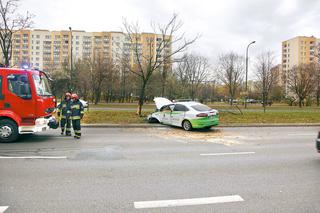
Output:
[0, 126, 319, 213]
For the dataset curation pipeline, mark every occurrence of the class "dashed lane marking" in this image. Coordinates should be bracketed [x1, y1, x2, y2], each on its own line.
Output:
[288, 133, 315, 136]
[0, 206, 9, 213]
[0, 156, 67, 159]
[134, 195, 244, 209]
[200, 152, 255, 156]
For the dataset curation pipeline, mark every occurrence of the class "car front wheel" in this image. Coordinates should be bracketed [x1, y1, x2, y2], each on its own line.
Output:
[148, 117, 159, 123]
[182, 120, 192, 131]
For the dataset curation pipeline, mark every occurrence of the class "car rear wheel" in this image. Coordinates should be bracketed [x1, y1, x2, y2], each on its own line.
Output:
[182, 120, 192, 131]
[0, 119, 19, 143]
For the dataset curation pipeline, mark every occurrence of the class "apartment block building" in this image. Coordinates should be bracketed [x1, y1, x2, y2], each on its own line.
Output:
[281, 36, 319, 94]
[5, 29, 171, 72]
[282, 36, 319, 71]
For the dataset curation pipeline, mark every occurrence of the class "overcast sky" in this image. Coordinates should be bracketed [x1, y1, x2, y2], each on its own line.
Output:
[20, 0, 320, 65]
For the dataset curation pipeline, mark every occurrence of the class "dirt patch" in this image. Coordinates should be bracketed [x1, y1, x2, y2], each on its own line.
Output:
[146, 127, 244, 146]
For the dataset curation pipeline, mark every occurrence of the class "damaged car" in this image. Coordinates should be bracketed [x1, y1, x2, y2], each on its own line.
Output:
[148, 97, 219, 131]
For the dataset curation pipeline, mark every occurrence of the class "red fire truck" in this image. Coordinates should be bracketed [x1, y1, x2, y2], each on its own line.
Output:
[0, 67, 57, 142]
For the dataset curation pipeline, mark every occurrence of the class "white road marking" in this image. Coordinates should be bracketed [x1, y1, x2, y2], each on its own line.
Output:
[0, 156, 67, 159]
[200, 152, 255, 156]
[0, 206, 9, 213]
[288, 133, 315, 136]
[134, 195, 244, 209]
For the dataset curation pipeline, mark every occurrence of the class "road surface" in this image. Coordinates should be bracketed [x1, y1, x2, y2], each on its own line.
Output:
[0, 126, 319, 212]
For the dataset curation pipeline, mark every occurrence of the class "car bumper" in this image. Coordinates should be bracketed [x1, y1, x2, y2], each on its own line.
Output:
[316, 138, 320, 153]
[190, 115, 219, 129]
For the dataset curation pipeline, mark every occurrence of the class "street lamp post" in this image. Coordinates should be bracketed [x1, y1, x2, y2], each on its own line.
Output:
[69, 27, 73, 92]
[245, 41, 256, 109]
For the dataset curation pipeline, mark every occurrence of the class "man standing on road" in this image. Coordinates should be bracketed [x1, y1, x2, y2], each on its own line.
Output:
[71, 93, 84, 139]
[57, 92, 72, 136]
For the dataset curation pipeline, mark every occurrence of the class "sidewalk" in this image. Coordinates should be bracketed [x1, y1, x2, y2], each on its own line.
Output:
[82, 123, 320, 128]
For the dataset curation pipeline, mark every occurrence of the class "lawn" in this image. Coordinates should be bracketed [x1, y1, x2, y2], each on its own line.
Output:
[81, 110, 320, 124]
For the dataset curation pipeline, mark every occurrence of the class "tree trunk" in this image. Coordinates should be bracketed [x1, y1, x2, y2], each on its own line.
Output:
[4, 54, 10, 67]
[137, 81, 147, 116]
[263, 92, 267, 113]
[161, 80, 166, 97]
[94, 89, 101, 105]
[299, 98, 302, 108]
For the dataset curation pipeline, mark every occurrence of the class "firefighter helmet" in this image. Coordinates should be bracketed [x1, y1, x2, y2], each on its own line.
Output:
[71, 93, 79, 100]
[65, 92, 71, 98]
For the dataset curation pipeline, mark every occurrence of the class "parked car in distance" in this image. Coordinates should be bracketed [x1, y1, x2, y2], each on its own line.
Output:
[261, 100, 273, 106]
[246, 99, 258, 104]
[148, 97, 219, 131]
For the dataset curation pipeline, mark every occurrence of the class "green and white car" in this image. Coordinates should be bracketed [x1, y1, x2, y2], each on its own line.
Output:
[147, 97, 219, 131]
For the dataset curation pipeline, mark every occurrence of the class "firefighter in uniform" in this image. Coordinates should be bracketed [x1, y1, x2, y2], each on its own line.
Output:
[71, 93, 84, 139]
[57, 92, 72, 136]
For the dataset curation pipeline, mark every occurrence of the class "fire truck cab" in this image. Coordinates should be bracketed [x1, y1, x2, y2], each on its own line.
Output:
[0, 67, 56, 142]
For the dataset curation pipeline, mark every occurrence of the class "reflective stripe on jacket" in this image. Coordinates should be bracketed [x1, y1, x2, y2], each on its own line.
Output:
[71, 100, 84, 120]
[57, 99, 71, 116]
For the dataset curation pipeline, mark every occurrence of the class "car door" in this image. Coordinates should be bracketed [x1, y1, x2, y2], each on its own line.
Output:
[3, 71, 36, 119]
[161, 104, 174, 125]
[0, 72, 3, 108]
[171, 104, 188, 127]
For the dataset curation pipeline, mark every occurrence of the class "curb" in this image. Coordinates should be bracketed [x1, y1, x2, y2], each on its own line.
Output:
[82, 123, 320, 128]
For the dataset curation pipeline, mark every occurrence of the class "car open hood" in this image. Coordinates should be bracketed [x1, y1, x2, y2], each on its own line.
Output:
[154, 97, 173, 109]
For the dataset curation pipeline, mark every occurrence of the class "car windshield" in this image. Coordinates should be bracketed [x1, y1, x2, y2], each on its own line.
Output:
[191, 104, 212, 112]
[32, 74, 52, 96]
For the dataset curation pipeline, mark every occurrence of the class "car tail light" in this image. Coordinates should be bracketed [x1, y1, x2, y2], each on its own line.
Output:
[196, 113, 208, 117]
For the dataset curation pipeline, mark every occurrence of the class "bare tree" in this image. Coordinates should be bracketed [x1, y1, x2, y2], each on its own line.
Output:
[175, 53, 211, 100]
[217, 52, 244, 105]
[254, 51, 277, 112]
[118, 50, 134, 102]
[287, 63, 315, 107]
[159, 58, 171, 97]
[123, 14, 197, 116]
[0, 0, 33, 66]
[74, 59, 91, 100]
[314, 43, 320, 106]
[84, 53, 113, 105]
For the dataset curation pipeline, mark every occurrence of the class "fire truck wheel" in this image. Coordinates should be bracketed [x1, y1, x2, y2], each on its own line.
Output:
[0, 119, 19, 143]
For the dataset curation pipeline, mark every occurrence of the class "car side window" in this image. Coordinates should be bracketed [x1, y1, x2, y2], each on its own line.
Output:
[161, 105, 171, 112]
[7, 74, 32, 99]
[173, 104, 188, 112]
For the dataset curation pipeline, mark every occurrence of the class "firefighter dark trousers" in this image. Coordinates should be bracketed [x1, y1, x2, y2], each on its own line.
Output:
[72, 119, 81, 138]
[60, 117, 71, 135]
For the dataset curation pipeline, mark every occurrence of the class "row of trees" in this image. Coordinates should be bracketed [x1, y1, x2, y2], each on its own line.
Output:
[51, 48, 320, 111]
